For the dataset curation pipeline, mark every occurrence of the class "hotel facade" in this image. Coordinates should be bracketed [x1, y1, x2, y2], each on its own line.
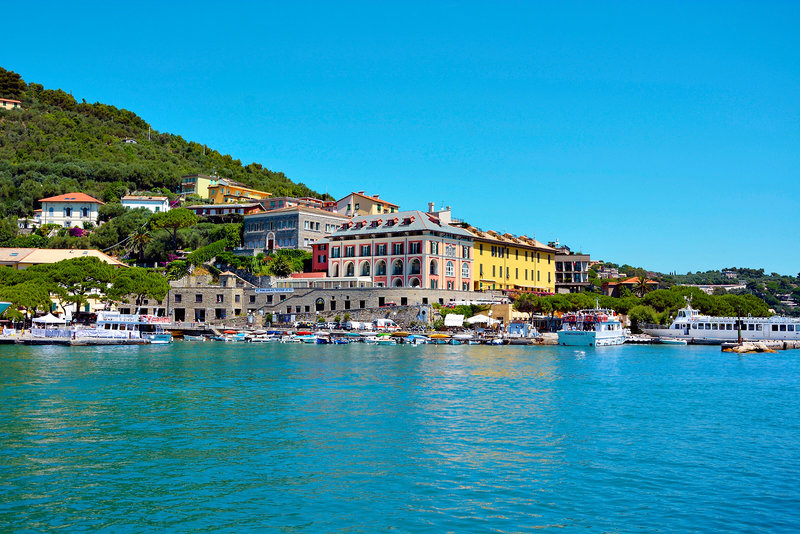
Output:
[322, 209, 474, 290]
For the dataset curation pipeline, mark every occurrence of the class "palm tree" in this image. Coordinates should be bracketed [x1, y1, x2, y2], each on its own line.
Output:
[634, 277, 654, 298]
[128, 229, 150, 263]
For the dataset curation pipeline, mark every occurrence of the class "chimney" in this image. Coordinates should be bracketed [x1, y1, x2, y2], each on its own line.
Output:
[358, 191, 364, 194]
[438, 206, 451, 225]
[373, 194, 379, 199]
[428, 202, 435, 213]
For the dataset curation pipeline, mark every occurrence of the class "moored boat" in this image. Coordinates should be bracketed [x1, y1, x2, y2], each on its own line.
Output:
[643, 298, 800, 344]
[558, 307, 625, 347]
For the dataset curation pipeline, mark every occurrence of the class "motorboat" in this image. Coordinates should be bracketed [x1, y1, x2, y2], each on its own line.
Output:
[558, 305, 625, 347]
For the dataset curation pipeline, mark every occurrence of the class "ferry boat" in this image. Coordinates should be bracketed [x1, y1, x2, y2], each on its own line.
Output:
[558, 307, 625, 347]
[91, 312, 172, 344]
[642, 299, 800, 344]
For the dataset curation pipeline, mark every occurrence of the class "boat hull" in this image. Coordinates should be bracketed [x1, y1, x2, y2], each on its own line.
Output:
[558, 330, 625, 347]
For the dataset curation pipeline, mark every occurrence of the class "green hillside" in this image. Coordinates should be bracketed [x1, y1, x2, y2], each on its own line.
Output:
[0, 67, 327, 217]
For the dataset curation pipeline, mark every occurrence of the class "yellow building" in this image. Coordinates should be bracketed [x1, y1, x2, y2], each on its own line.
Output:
[180, 174, 219, 198]
[459, 226, 556, 294]
[207, 182, 272, 204]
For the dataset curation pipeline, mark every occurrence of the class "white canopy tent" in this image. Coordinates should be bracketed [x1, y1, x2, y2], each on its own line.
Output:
[465, 314, 500, 326]
[32, 313, 67, 325]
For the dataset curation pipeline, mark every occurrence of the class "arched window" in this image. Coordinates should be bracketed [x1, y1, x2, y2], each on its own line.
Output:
[332, 263, 340, 277]
[315, 298, 325, 312]
[82, 207, 89, 217]
[445, 261, 455, 277]
[64, 207, 72, 217]
[392, 259, 403, 276]
[410, 278, 421, 288]
[393, 278, 403, 287]
[461, 263, 469, 278]
[429, 260, 438, 275]
[409, 258, 421, 275]
[345, 262, 355, 277]
[361, 262, 370, 276]
[375, 260, 386, 276]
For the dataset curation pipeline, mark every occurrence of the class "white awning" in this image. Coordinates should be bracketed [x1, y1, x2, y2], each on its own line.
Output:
[32, 313, 67, 324]
[444, 314, 464, 327]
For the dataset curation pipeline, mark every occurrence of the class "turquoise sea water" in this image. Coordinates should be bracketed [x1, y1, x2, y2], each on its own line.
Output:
[1, 342, 799, 533]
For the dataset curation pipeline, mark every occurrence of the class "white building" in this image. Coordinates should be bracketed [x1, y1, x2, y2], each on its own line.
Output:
[36, 193, 104, 228]
[121, 195, 170, 213]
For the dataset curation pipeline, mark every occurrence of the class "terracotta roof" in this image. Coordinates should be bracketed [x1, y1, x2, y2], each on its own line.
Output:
[337, 191, 399, 208]
[459, 225, 555, 251]
[0, 248, 126, 267]
[620, 277, 658, 285]
[39, 193, 104, 204]
[244, 205, 350, 218]
[0, 98, 22, 104]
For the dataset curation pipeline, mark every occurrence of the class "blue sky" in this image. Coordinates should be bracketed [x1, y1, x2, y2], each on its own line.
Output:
[5, 1, 799, 275]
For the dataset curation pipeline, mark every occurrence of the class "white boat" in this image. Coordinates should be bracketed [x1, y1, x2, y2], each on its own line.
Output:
[642, 298, 800, 344]
[658, 338, 687, 345]
[183, 335, 206, 342]
[558, 307, 625, 347]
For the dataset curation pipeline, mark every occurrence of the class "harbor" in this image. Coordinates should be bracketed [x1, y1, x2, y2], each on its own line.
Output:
[3, 341, 800, 531]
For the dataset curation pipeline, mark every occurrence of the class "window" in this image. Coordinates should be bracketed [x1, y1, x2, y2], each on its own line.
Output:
[376, 261, 386, 276]
[235, 295, 240, 303]
[445, 244, 456, 257]
[479, 264, 483, 276]
[446, 261, 455, 277]
[479, 243, 483, 255]
[345, 246, 355, 257]
[304, 221, 310, 229]
[431, 241, 439, 255]
[315, 223, 320, 230]
[491, 246, 496, 257]
[377, 244, 387, 255]
[249, 295, 255, 303]
[393, 243, 404, 255]
[772, 325, 779, 332]
[409, 242, 421, 254]
[515, 268, 518, 279]
[360, 245, 371, 256]
[515, 250, 518, 260]
[462, 263, 469, 278]
[493, 265, 496, 277]
[354, 203, 360, 211]
[82, 207, 89, 217]
[174, 294, 182, 303]
[331, 247, 340, 258]
[216, 294, 224, 304]
[195, 294, 203, 303]
[64, 207, 72, 217]
[462, 246, 470, 259]
[789, 325, 795, 332]
[393, 260, 403, 275]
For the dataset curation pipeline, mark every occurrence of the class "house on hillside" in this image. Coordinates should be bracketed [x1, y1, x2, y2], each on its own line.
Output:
[336, 191, 398, 216]
[0, 98, 22, 110]
[36, 193, 104, 228]
[121, 195, 170, 213]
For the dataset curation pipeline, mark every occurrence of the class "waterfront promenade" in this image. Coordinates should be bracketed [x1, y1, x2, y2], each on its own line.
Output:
[2, 343, 799, 532]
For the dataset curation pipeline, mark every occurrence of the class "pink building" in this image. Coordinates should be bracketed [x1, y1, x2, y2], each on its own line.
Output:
[325, 210, 474, 290]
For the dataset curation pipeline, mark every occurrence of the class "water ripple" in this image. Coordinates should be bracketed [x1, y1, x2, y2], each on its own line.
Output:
[1, 343, 800, 532]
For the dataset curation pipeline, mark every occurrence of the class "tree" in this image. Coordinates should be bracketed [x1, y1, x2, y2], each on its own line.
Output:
[128, 229, 151, 263]
[35, 257, 114, 315]
[0, 67, 25, 100]
[634, 277, 654, 297]
[149, 208, 198, 251]
[513, 293, 539, 323]
[267, 255, 293, 277]
[628, 305, 659, 333]
[0, 281, 52, 318]
[108, 268, 170, 309]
